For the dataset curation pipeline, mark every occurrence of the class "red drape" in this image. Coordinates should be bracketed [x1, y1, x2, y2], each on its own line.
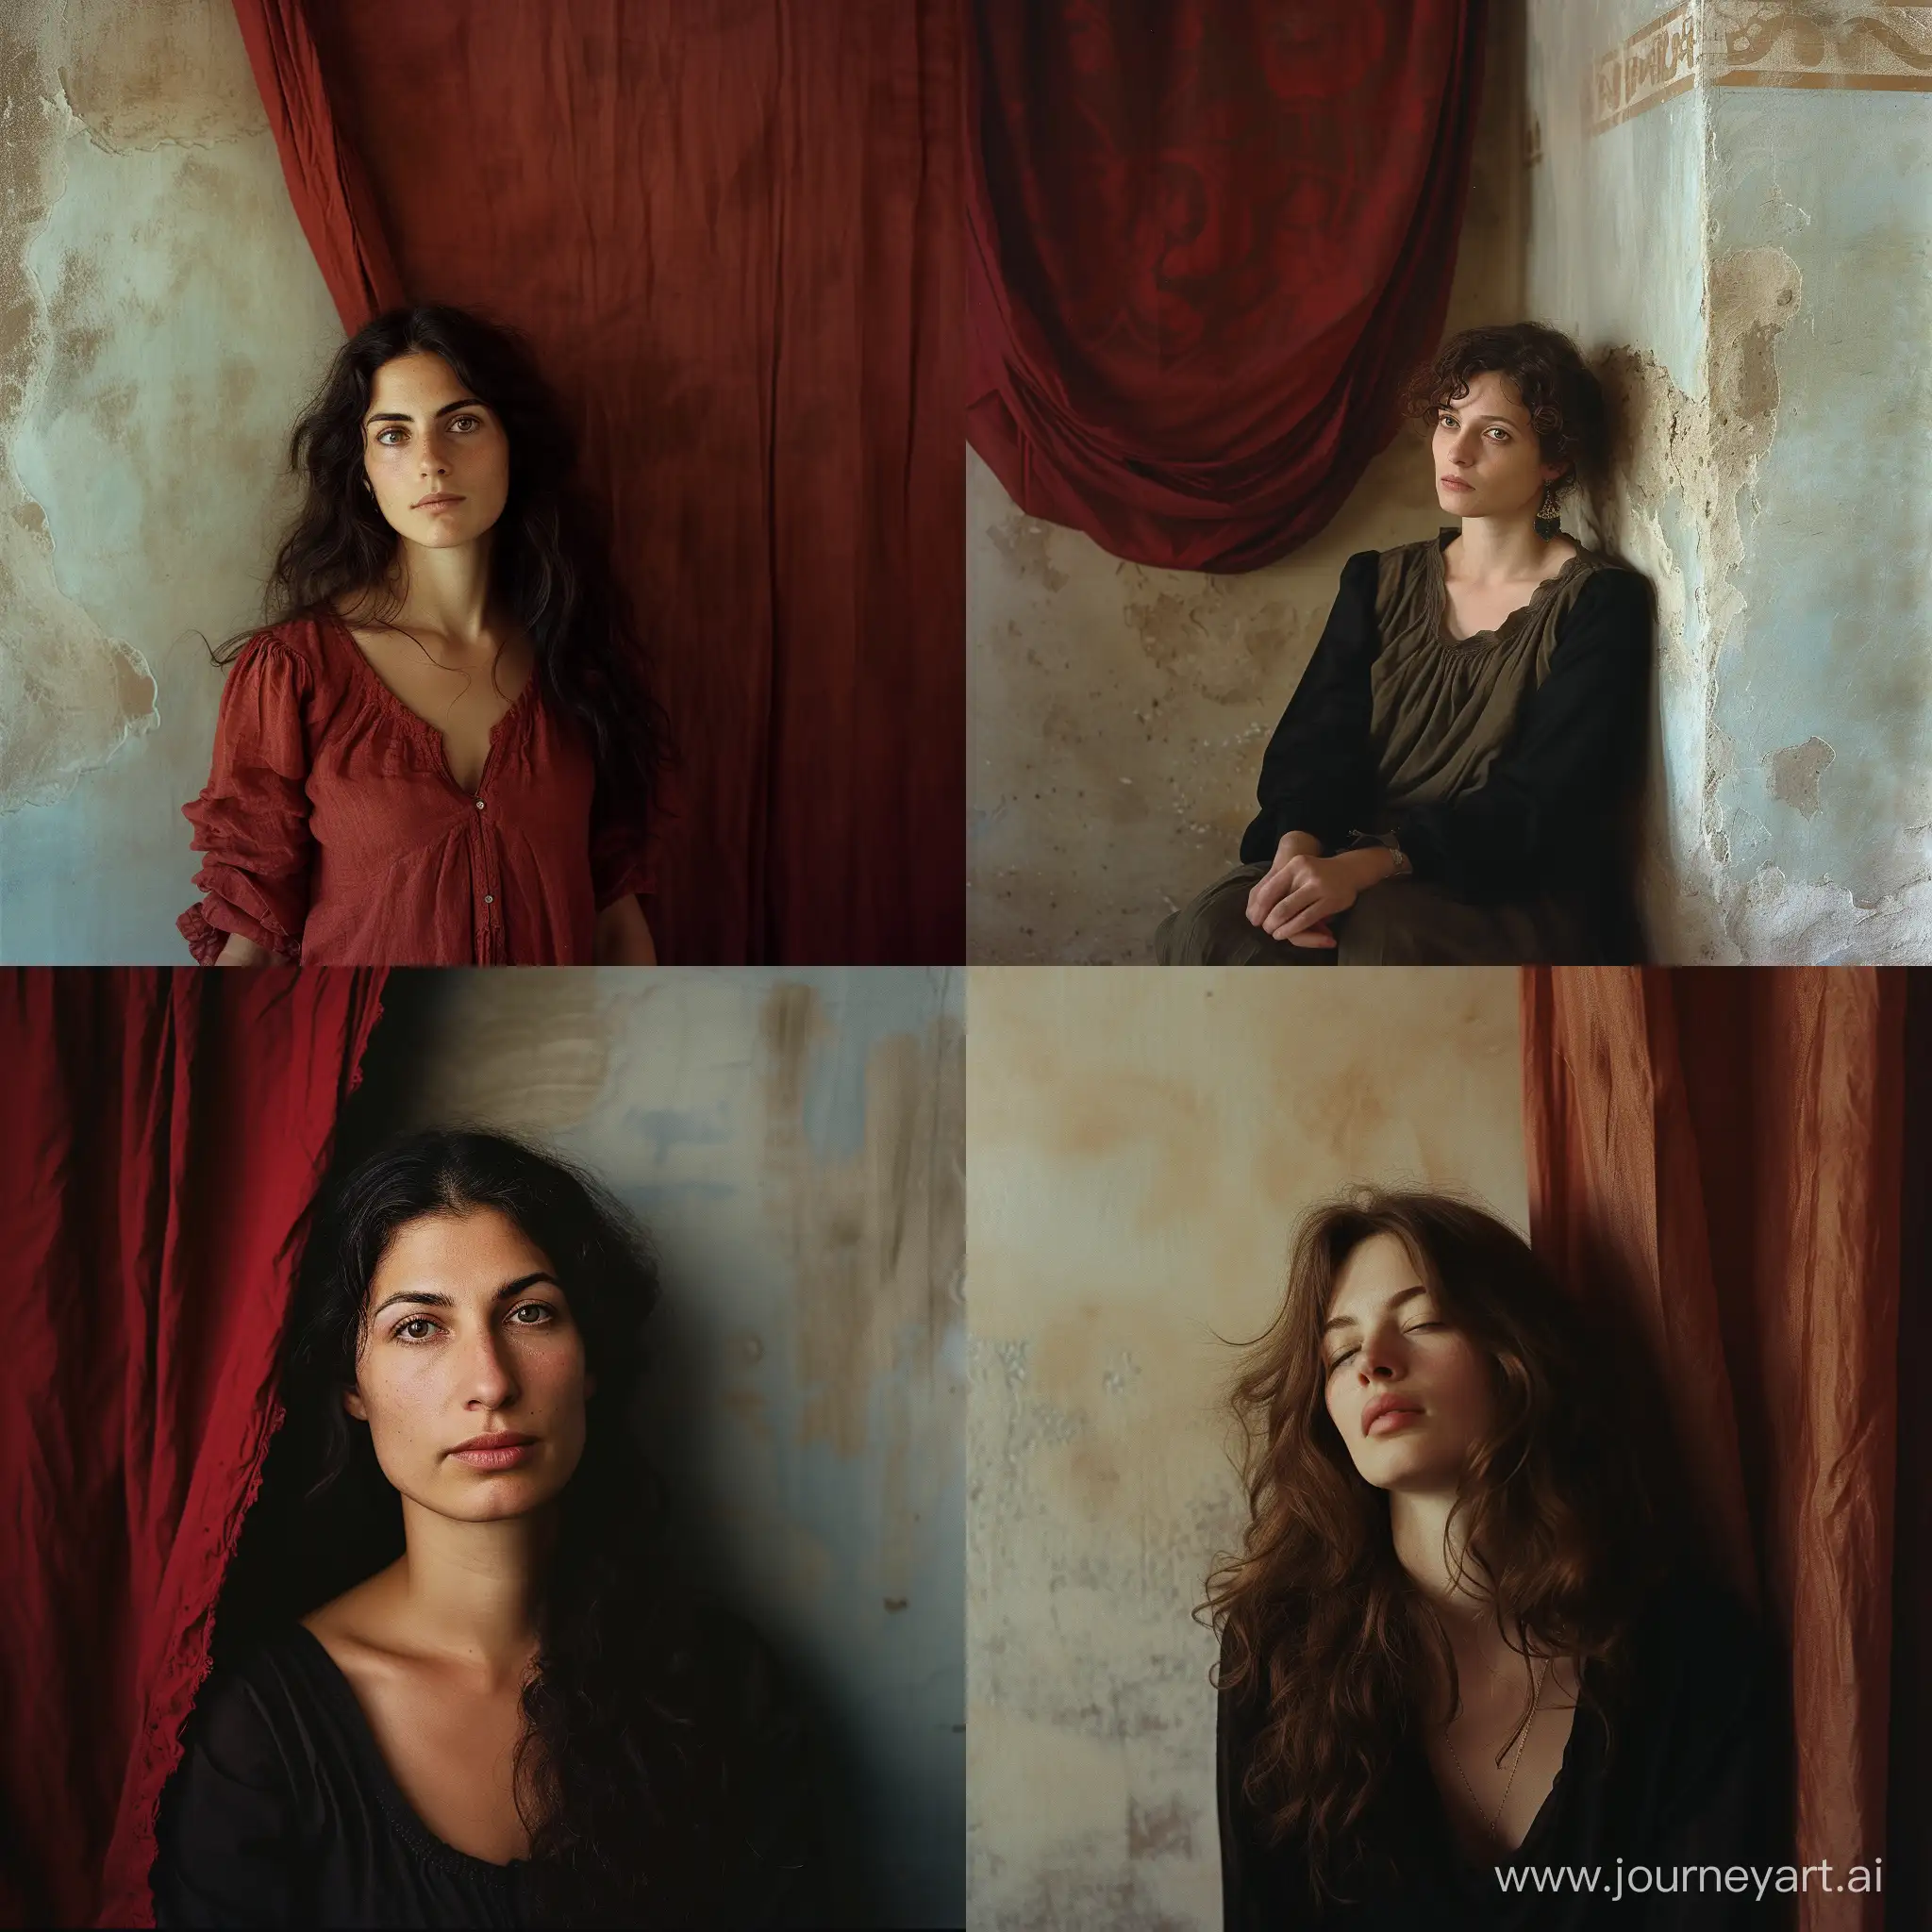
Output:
[0, 969, 388, 1930]
[967, 0, 1489, 574]
[231, 0, 963, 965]
[1521, 967, 1906, 1932]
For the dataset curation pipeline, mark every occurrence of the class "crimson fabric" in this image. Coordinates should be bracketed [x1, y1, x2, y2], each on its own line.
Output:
[0, 969, 388, 1929]
[1520, 968, 1905, 1932]
[178, 618, 653, 966]
[967, 1, 1490, 573]
[231, 0, 962, 966]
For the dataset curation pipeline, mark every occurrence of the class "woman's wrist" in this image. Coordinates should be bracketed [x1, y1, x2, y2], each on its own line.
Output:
[1336, 845, 1397, 891]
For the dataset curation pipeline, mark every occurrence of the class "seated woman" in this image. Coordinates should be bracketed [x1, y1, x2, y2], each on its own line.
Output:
[1158, 325, 1651, 966]
[153, 1131, 821, 1928]
[1208, 1191, 1789, 1928]
[179, 307, 666, 966]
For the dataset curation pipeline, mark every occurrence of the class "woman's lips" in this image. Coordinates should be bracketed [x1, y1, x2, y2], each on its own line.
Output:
[414, 493, 464, 511]
[1363, 1405, 1424, 1437]
[1439, 475, 1474, 492]
[450, 1435, 536, 1470]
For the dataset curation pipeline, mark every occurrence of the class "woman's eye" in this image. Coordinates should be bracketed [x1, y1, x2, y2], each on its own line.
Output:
[1405, 1321, 1444, 1335]
[374, 427, 405, 446]
[1326, 1346, 1357, 1370]
[508, 1302, 556, 1327]
[450, 414, 482, 433]
[395, 1317, 438, 1341]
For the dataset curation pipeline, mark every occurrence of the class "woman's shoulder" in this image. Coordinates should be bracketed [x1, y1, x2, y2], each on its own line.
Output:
[221, 615, 341, 687]
[1560, 550, 1653, 618]
[180, 1627, 335, 1771]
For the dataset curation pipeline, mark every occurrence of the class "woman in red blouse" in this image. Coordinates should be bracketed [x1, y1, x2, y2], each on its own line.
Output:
[180, 306, 666, 965]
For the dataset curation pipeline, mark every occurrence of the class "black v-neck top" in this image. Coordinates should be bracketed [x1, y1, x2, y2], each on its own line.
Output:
[1218, 1571, 1791, 1930]
[152, 1618, 822, 1928]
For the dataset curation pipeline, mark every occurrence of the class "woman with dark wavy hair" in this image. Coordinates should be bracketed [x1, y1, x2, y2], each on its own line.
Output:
[178, 307, 667, 966]
[1158, 324, 1651, 966]
[1208, 1190, 1788, 1928]
[153, 1131, 821, 1928]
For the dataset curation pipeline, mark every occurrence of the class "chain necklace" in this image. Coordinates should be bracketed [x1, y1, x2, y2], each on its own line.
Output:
[1443, 1653, 1550, 1844]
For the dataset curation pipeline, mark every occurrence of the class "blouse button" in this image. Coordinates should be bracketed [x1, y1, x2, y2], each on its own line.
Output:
[475, 797, 486, 810]
[484, 894, 494, 905]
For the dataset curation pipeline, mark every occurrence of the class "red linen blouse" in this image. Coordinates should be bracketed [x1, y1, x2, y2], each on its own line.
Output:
[178, 615, 654, 965]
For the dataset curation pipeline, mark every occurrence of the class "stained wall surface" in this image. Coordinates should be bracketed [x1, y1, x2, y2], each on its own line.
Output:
[373, 967, 966, 1927]
[1527, 1, 1932, 960]
[967, 6, 1527, 963]
[0, 0, 342, 961]
[965, 967, 1526, 1929]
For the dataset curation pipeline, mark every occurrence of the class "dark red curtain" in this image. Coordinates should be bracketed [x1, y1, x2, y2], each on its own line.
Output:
[967, 1, 1489, 573]
[0, 970, 388, 1929]
[232, 0, 962, 965]
[1521, 968, 1909, 1932]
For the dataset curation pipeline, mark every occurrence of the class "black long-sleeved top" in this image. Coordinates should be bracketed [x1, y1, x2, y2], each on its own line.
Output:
[152, 1616, 825, 1928]
[1218, 1571, 1792, 1930]
[1240, 547, 1652, 904]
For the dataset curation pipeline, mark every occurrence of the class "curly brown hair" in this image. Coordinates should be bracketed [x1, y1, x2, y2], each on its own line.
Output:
[1404, 322, 1607, 498]
[1204, 1189, 1661, 1906]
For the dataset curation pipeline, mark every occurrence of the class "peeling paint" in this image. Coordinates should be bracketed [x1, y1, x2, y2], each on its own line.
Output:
[1767, 736, 1834, 818]
[1530, 0, 1932, 962]
[0, 0, 343, 958]
[0, 6, 158, 811]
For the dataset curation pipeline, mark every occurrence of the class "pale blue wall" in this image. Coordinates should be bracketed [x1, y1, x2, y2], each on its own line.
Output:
[384, 966, 966, 1927]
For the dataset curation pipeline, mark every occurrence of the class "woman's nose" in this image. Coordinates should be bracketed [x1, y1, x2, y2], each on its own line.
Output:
[463, 1330, 518, 1406]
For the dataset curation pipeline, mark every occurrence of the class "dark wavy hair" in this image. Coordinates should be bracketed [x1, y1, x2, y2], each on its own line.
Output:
[281, 1129, 722, 1925]
[223, 305, 666, 812]
[1404, 322, 1608, 503]
[1204, 1189, 1662, 1908]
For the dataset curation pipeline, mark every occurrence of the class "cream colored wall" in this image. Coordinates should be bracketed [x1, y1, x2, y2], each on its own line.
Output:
[0, 0, 342, 960]
[965, 966, 1527, 1930]
[967, 6, 1527, 963]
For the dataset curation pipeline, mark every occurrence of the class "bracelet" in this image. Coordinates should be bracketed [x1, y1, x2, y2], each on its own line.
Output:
[1346, 829, 1413, 878]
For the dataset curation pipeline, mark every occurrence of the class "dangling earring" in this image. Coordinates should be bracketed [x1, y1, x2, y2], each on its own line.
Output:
[1535, 483, 1562, 541]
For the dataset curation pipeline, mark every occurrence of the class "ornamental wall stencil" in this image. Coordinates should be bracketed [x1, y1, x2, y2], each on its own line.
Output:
[1590, 3, 1932, 135]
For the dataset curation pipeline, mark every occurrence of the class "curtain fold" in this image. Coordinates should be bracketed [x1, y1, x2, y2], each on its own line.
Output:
[1521, 966, 1905, 1932]
[230, 0, 963, 965]
[0, 968, 388, 1930]
[967, 0, 1489, 573]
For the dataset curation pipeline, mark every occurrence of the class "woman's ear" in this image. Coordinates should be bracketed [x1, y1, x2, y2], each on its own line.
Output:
[342, 1385, 369, 1423]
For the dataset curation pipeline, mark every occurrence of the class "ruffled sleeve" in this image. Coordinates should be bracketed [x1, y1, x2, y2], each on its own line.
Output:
[178, 634, 315, 964]
[590, 763, 672, 912]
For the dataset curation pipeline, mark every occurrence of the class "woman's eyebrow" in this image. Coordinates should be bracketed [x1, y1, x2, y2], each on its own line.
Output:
[1320, 1283, 1429, 1335]
[367, 1272, 557, 1321]
[362, 396, 488, 426]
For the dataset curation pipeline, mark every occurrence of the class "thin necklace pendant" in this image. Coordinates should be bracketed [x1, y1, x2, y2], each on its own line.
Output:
[1447, 1654, 1549, 1847]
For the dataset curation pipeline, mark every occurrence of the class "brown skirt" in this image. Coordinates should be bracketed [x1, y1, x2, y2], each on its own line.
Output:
[1154, 865, 1605, 966]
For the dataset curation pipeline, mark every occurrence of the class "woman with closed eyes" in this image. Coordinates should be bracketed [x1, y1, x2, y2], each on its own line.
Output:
[1158, 324, 1651, 967]
[179, 306, 666, 966]
[1208, 1191, 1789, 1929]
[152, 1130, 822, 1928]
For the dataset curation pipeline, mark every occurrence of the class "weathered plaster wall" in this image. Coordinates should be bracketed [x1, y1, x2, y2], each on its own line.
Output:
[1528, 1, 1932, 960]
[967, 6, 1528, 963]
[965, 967, 1526, 1929]
[379, 967, 966, 1927]
[0, 0, 341, 961]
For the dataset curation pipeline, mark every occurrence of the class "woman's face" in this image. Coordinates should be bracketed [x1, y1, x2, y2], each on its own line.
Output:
[344, 1206, 592, 1524]
[1430, 368, 1565, 522]
[359, 352, 510, 551]
[1321, 1232, 1497, 1494]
